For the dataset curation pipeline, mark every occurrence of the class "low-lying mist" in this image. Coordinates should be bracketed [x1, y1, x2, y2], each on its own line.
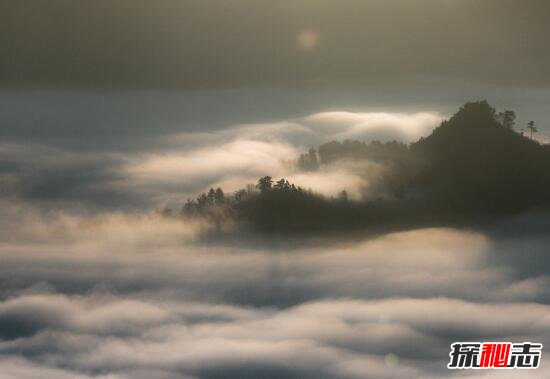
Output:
[0, 110, 443, 210]
[0, 200, 548, 378]
[1, 102, 549, 378]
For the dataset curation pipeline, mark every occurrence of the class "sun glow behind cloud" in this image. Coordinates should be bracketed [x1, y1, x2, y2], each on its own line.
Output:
[296, 29, 320, 51]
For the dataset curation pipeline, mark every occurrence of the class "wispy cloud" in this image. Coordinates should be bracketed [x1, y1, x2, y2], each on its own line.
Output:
[0, 109, 443, 208]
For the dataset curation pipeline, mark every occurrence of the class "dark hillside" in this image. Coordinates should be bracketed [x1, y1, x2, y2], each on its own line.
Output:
[412, 101, 550, 213]
[176, 101, 550, 235]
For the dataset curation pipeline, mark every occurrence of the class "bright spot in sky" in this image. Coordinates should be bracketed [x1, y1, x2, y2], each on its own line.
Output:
[384, 353, 400, 368]
[296, 29, 319, 51]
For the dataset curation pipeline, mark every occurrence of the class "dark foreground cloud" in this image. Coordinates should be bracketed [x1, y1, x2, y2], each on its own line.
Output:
[0, 201, 548, 378]
[2, 0, 550, 89]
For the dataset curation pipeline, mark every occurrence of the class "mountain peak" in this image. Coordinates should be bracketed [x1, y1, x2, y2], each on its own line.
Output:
[412, 100, 538, 156]
[410, 101, 550, 212]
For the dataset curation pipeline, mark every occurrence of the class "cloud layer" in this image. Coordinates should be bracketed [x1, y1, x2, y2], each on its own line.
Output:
[0, 110, 443, 208]
[0, 94, 547, 378]
[0, 201, 548, 378]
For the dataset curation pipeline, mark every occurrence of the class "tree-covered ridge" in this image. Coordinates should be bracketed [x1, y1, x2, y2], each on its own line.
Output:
[296, 139, 412, 171]
[172, 101, 550, 234]
[411, 101, 550, 213]
[178, 176, 370, 233]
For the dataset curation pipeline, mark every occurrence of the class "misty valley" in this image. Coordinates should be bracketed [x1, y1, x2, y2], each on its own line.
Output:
[165, 101, 550, 237]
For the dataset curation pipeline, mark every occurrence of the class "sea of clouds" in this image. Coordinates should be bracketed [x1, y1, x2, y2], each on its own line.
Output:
[0, 200, 548, 378]
[0, 95, 548, 378]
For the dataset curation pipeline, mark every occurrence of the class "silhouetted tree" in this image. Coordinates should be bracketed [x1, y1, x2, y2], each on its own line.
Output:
[214, 187, 225, 205]
[182, 198, 196, 215]
[197, 193, 209, 209]
[317, 139, 409, 165]
[234, 189, 247, 202]
[297, 148, 319, 171]
[274, 178, 291, 191]
[497, 110, 516, 129]
[527, 120, 538, 139]
[207, 188, 216, 204]
[256, 176, 273, 193]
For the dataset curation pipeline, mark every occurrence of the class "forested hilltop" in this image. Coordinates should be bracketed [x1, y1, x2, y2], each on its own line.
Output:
[168, 101, 550, 234]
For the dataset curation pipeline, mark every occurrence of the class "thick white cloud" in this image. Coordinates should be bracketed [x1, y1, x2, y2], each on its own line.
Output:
[121, 110, 444, 202]
[300, 111, 443, 143]
[215, 110, 444, 147]
[0, 109, 444, 206]
[0, 294, 548, 378]
[1, 104, 548, 379]
[0, 202, 548, 378]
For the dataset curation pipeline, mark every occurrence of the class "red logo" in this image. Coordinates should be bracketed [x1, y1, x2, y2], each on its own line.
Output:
[480, 343, 511, 368]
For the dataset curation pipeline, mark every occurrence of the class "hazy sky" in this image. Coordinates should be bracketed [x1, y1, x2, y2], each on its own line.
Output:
[2, 1, 550, 209]
[2, 0, 550, 89]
